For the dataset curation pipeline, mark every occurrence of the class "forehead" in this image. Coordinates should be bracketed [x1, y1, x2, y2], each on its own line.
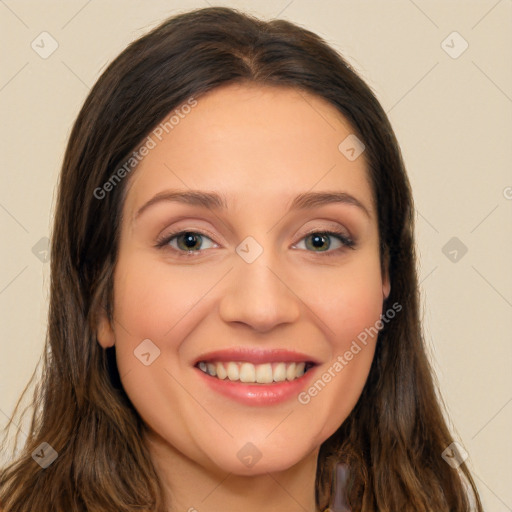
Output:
[123, 83, 373, 217]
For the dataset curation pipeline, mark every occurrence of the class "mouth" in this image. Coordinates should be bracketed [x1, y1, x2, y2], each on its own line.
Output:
[195, 360, 316, 384]
[193, 349, 320, 405]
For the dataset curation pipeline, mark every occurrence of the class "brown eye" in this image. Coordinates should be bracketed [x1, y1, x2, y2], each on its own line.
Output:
[157, 230, 217, 253]
[305, 233, 332, 252]
[295, 230, 355, 254]
[175, 232, 204, 251]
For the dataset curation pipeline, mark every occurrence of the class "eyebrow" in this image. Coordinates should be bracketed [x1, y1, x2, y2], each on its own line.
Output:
[133, 189, 371, 221]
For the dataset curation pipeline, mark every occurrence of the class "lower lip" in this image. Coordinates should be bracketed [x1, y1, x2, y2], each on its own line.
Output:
[195, 365, 317, 406]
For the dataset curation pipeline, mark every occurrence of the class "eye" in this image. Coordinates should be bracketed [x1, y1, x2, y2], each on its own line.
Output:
[156, 228, 355, 257]
[156, 230, 217, 255]
[293, 230, 355, 254]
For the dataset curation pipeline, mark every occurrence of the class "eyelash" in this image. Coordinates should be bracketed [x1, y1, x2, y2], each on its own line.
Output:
[155, 228, 355, 258]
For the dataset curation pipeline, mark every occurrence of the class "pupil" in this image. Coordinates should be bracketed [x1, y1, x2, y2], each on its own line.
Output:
[311, 234, 329, 250]
[183, 233, 199, 249]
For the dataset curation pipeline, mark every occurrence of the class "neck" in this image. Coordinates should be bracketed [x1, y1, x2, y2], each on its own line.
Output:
[145, 429, 321, 512]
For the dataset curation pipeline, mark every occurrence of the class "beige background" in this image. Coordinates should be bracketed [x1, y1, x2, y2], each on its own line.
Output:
[1, 0, 511, 509]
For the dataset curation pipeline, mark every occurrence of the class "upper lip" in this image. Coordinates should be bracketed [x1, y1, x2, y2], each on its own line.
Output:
[193, 348, 320, 366]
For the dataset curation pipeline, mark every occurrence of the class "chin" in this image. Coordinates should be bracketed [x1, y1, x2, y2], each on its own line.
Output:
[200, 433, 320, 476]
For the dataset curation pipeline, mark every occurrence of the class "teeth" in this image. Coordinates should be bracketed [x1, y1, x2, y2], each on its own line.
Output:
[216, 362, 227, 380]
[197, 361, 312, 383]
[227, 362, 239, 381]
[273, 362, 287, 382]
[256, 363, 273, 384]
[239, 362, 256, 383]
[286, 362, 296, 381]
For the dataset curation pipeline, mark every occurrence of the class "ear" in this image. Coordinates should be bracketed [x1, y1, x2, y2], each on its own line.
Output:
[381, 250, 391, 300]
[382, 269, 391, 300]
[96, 304, 115, 348]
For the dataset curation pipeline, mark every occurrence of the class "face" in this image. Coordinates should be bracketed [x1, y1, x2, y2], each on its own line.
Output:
[97, 83, 390, 475]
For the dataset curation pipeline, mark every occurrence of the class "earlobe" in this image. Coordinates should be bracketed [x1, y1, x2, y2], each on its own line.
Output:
[382, 251, 391, 300]
[96, 305, 115, 348]
[383, 276, 391, 300]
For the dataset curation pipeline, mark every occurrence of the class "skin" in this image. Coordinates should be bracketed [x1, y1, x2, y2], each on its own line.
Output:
[97, 83, 390, 512]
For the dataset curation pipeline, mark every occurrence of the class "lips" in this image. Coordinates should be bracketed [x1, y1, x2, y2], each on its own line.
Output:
[193, 347, 319, 366]
[192, 348, 319, 405]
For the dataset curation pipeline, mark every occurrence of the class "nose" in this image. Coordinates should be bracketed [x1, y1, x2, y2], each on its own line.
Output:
[218, 251, 301, 333]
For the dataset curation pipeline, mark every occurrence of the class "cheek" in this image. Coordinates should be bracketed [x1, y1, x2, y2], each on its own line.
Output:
[108, 256, 209, 455]
[106, 254, 204, 402]
[292, 255, 385, 436]
[297, 254, 386, 348]
[112, 254, 207, 340]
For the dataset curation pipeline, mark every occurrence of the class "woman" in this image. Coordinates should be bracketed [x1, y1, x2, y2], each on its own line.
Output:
[0, 6, 483, 511]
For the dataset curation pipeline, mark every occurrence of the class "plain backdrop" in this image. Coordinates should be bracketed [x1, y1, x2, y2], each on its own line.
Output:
[1, 1, 511, 510]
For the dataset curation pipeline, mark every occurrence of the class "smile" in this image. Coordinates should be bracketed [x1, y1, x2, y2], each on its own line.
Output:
[196, 360, 315, 384]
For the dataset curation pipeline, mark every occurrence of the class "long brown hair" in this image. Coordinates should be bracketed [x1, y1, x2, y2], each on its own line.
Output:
[0, 7, 482, 511]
